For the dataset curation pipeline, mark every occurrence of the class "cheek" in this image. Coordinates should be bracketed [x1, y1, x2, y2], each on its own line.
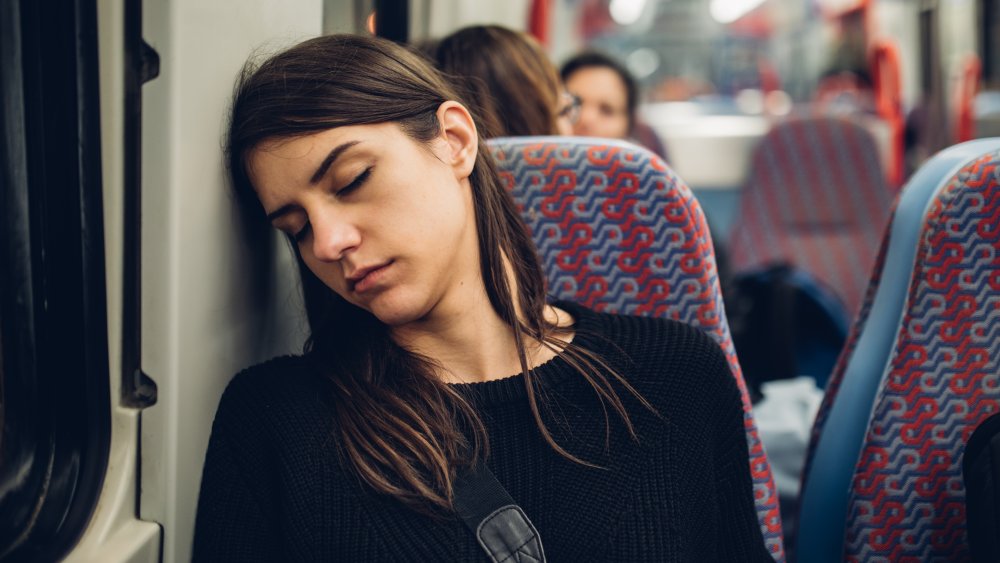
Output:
[557, 117, 573, 136]
[415, 177, 473, 234]
[616, 116, 630, 136]
[301, 252, 347, 293]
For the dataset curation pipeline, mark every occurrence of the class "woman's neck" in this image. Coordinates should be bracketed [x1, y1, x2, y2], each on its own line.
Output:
[393, 305, 574, 384]
[391, 290, 526, 383]
[389, 263, 574, 384]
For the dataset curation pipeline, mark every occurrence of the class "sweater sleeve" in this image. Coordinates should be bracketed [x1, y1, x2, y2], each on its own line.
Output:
[707, 343, 775, 562]
[192, 378, 281, 562]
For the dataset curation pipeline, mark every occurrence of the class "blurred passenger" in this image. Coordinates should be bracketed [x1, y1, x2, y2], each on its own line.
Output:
[814, 68, 875, 112]
[433, 25, 577, 137]
[561, 51, 667, 158]
[193, 33, 772, 561]
[561, 51, 635, 139]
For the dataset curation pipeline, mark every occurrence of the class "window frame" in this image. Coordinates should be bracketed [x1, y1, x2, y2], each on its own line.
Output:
[0, 0, 112, 559]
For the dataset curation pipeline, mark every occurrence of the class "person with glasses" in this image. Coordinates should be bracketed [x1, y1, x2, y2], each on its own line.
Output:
[558, 90, 582, 131]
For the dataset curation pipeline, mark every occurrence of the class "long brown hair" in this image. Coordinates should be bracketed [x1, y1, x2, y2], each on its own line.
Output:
[227, 34, 648, 514]
[433, 25, 563, 138]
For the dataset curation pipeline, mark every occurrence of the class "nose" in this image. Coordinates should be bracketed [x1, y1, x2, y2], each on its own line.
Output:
[574, 105, 595, 135]
[309, 212, 361, 262]
[557, 115, 574, 136]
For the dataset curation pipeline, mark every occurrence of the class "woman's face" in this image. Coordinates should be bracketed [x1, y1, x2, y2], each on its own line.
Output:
[565, 66, 631, 139]
[249, 105, 482, 327]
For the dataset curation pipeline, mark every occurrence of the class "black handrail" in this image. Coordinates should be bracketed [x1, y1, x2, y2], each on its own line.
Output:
[121, 0, 158, 410]
[374, 0, 409, 44]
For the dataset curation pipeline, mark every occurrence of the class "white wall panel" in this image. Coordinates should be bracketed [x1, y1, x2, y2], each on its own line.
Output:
[140, 2, 315, 561]
[426, 0, 530, 37]
[873, 0, 921, 110]
[64, 1, 161, 559]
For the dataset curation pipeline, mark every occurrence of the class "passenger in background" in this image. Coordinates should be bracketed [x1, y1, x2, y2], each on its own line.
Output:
[561, 51, 667, 159]
[433, 25, 578, 137]
[193, 33, 772, 561]
[814, 68, 875, 112]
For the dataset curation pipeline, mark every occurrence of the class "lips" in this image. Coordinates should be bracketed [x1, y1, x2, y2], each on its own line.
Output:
[346, 261, 393, 293]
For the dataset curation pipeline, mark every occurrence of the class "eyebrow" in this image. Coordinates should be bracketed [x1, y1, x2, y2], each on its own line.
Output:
[310, 140, 361, 184]
[265, 140, 361, 223]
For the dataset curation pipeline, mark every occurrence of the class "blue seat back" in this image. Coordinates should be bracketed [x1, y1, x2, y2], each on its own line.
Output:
[798, 138, 1000, 561]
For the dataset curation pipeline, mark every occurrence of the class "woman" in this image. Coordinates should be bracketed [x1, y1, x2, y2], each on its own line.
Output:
[560, 51, 637, 140]
[560, 51, 667, 158]
[193, 34, 771, 562]
[433, 25, 578, 138]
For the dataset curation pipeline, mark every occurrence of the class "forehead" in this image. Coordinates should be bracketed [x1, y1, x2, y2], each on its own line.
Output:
[248, 122, 405, 186]
[566, 66, 628, 102]
[252, 122, 396, 164]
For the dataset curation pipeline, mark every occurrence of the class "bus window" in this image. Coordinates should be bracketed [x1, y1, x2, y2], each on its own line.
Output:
[0, 0, 111, 560]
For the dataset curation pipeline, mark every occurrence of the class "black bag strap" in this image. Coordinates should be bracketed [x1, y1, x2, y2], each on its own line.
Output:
[452, 464, 546, 563]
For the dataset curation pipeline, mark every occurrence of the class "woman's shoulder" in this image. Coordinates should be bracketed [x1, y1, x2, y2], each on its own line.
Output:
[212, 354, 332, 435]
[225, 353, 315, 391]
[221, 355, 319, 404]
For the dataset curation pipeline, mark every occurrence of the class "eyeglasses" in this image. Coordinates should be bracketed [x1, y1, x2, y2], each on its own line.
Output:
[558, 92, 581, 124]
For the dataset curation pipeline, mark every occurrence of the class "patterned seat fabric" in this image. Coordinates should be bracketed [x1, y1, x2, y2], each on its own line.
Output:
[798, 139, 1000, 561]
[489, 137, 785, 561]
[727, 115, 894, 317]
[844, 150, 1000, 561]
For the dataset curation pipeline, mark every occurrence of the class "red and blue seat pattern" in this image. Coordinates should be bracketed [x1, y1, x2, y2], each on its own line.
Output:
[727, 115, 895, 318]
[846, 148, 1000, 561]
[798, 139, 1000, 561]
[489, 136, 784, 560]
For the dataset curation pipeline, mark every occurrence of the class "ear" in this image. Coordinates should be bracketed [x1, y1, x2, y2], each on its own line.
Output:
[435, 101, 478, 180]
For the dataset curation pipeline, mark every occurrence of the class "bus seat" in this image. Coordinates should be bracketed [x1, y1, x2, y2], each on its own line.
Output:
[797, 138, 1000, 562]
[727, 115, 894, 318]
[489, 136, 785, 561]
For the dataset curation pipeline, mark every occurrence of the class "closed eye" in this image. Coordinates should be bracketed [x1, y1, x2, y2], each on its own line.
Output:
[338, 166, 373, 196]
[293, 222, 311, 242]
[291, 167, 373, 242]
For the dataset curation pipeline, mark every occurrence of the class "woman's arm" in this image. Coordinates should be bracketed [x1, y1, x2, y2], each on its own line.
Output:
[192, 379, 281, 562]
[193, 436, 280, 561]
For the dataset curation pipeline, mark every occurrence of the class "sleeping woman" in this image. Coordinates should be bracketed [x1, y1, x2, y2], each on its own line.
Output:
[193, 33, 772, 562]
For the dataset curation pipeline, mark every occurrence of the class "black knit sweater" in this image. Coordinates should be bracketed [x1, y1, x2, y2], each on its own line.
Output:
[193, 303, 772, 561]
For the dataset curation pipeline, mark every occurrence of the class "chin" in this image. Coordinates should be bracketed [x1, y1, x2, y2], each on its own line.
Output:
[365, 293, 433, 328]
[371, 309, 421, 327]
